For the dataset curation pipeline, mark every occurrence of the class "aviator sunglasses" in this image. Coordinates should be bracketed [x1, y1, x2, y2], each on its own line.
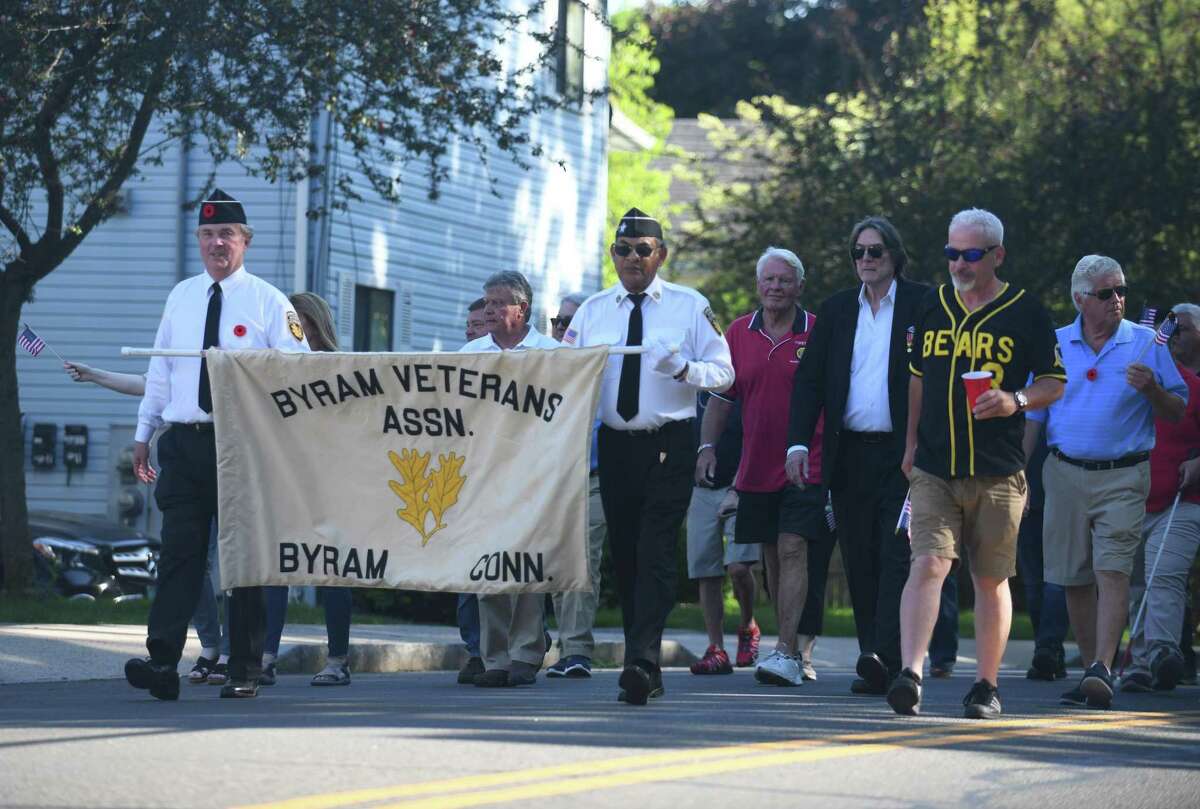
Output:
[614, 242, 657, 258]
[1081, 285, 1128, 301]
[943, 245, 999, 262]
[550, 315, 573, 330]
[851, 244, 886, 260]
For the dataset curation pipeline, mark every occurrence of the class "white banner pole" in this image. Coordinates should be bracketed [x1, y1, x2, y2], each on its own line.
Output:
[122, 346, 650, 357]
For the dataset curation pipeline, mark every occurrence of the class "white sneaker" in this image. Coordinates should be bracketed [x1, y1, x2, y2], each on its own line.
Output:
[754, 649, 803, 686]
[800, 657, 817, 682]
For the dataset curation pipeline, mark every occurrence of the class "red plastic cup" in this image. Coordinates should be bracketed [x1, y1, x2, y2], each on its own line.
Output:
[962, 371, 994, 411]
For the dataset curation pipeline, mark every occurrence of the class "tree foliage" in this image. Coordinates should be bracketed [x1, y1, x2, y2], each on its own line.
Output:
[675, 0, 1200, 325]
[604, 9, 673, 286]
[0, 0, 573, 591]
[645, 0, 926, 117]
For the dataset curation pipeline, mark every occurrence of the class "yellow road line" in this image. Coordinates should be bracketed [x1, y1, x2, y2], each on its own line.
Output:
[238, 712, 1190, 809]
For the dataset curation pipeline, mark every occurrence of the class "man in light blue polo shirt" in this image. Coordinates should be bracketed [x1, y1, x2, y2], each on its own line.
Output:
[1028, 255, 1187, 710]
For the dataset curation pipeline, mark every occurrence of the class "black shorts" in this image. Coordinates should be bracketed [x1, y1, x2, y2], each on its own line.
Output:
[734, 486, 831, 545]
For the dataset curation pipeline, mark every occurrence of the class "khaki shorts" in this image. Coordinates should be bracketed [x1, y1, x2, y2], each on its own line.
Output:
[1042, 453, 1149, 586]
[908, 466, 1026, 579]
[685, 485, 761, 579]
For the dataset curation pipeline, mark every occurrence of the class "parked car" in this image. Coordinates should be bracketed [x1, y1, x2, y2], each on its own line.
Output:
[29, 511, 160, 602]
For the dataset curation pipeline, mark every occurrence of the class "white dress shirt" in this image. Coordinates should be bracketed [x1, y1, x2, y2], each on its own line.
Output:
[564, 275, 734, 431]
[136, 266, 310, 441]
[460, 326, 559, 353]
[843, 278, 896, 433]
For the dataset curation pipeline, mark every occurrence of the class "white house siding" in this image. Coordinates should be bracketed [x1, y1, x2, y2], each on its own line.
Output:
[14, 5, 609, 525]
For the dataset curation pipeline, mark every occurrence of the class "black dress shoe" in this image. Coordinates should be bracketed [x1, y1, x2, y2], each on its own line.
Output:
[887, 668, 923, 716]
[856, 653, 888, 693]
[220, 679, 259, 698]
[259, 663, 277, 686]
[618, 662, 653, 705]
[850, 677, 887, 695]
[618, 670, 664, 703]
[125, 658, 180, 701]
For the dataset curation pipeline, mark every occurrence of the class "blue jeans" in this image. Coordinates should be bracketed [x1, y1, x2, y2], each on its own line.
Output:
[458, 593, 480, 658]
[929, 573, 959, 668]
[1018, 507, 1068, 651]
[190, 523, 229, 656]
[264, 586, 353, 658]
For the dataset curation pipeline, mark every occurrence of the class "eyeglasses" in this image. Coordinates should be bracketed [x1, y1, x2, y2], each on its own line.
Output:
[943, 245, 999, 262]
[550, 315, 572, 330]
[1082, 285, 1128, 301]
[614, 242, 657, 258]
[851, 244, 886, 260]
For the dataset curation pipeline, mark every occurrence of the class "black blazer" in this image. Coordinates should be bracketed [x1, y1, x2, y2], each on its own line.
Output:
[788, 276, 929, 486]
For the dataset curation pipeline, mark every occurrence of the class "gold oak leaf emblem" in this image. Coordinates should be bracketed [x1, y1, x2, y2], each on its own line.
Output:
[387, 449, 467, 546]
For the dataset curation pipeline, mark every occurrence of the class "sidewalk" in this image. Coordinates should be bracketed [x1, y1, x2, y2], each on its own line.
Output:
[0, 621, 1053, 684]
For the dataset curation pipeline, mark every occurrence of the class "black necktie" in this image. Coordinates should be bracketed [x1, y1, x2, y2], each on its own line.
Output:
[616, 293, 646, 422]
[198, 283, 222, 414]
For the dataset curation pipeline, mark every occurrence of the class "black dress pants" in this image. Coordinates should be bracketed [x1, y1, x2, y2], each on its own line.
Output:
[146, 425, 265, 680]
[597, 420, 695, 668]
[830, 434, 911, 675]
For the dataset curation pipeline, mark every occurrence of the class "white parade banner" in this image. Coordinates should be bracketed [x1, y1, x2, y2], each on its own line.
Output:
[207, 345, 608, 593]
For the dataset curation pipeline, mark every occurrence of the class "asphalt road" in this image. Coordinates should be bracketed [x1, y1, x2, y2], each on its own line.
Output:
[2, 667, 1197, 809]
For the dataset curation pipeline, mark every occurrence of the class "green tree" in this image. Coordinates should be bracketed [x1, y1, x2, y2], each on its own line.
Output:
[605, 9, 673, 285]
[0, 0, 574, 591]
[678, 0, 1200, 325]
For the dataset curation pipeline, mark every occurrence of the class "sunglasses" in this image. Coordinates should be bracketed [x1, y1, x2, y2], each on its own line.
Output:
[551, 315, 572, 330]
[614, 242, 657, 258]
[851, 244, 886, 260]
[943, 245, 999, 263]
[1082, 285, 1128, 301]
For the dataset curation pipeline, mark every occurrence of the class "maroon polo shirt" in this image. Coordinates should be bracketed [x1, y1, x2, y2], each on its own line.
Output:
[715, 306, 824, 492]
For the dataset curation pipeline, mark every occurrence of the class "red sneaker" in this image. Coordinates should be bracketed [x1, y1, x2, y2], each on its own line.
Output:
[690, 645, 733, 675]
[736, 624, 761, 667]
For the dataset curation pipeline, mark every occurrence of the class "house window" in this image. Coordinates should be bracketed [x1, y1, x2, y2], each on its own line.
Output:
[354, 286, 394, 351]
[556, 0, 585, 101]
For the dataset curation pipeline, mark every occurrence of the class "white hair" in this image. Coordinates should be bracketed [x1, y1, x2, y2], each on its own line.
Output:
[756, 246, 805, 284]
[948, 208, 1004, 246]
[1069, 255, 1124, 312]
[1171, 303, 1200, 325]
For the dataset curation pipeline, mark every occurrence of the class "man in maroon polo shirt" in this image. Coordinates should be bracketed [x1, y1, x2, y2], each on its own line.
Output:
[697, 247, 835, 686]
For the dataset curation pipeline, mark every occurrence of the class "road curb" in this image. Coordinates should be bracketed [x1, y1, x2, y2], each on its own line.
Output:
[277, 639, 700, 674]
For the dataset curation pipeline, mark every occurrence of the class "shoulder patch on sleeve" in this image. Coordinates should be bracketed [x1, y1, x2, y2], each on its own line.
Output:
[563, 328, 578, 345]
[287, 310, 305, 342]
[703, 306, 723, 336]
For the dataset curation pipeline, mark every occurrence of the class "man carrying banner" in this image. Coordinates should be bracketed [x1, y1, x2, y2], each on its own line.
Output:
[564, 208, 734, 705]
[461, 271, 559, 687]
[124, 189, 309, 700]
[891, 208, 1065, 719]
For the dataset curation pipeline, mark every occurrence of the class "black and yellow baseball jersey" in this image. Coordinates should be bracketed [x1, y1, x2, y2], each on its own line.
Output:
[909, 283, 1065, 479]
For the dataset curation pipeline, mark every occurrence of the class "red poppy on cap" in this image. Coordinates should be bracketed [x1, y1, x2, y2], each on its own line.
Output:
[202, 203, 216, 219]
[233, 324, 247, 337]
[1086, 368, 1098, 381]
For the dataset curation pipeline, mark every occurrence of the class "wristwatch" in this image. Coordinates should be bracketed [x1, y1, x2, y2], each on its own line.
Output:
[1013, 389, 1029, 411]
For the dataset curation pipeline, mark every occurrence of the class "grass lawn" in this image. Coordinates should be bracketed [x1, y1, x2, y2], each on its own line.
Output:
[3, 593, 1034, 641]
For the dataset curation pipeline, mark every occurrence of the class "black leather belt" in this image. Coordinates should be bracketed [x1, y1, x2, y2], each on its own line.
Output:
[1052, 448, 1149, 471]
[603, 418, 694, 437]
[172, 421, 214, 432]
[844, 430, 893, 444]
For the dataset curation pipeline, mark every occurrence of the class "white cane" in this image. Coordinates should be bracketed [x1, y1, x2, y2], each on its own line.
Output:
[1119, 486, 1184, 677]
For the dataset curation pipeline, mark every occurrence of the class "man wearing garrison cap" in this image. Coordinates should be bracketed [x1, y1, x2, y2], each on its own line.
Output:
[564, 208, 734, 705]
[124, 188, 309, 701]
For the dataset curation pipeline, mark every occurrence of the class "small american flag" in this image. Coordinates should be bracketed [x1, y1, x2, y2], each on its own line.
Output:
[895, 490, 912, 536]
[1155, 312, 1178, 346]
[17, 325, 46, 357]
[825, 491, 836, 532]
[1139, 307, 1158, 327]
